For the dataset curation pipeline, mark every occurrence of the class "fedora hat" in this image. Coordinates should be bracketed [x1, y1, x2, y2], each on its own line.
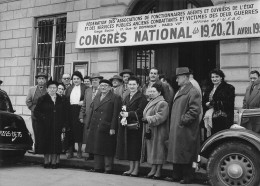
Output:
[99, 79, 113, 87]
[71, 71, 84, 81]
[109, 75, 123, 82]
[91, 73, 103, 80]
[176, 67, 190, 76]
[35, 72, 48, 79]
[119, 69, 133, 76]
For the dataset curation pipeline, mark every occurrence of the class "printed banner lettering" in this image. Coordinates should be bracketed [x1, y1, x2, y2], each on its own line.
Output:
[75, 1, 260, 48]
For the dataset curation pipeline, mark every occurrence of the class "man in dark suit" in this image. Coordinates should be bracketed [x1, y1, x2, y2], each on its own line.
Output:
[85, 79, 122, 174]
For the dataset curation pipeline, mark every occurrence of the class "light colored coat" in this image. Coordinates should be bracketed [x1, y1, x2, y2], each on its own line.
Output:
[141, 95, 169, 164]
[79, 87, 100, 144]
[167, 82, 201, 164]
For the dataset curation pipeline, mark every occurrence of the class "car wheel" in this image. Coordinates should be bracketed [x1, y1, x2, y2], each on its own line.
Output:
[207, 141, 260, 186]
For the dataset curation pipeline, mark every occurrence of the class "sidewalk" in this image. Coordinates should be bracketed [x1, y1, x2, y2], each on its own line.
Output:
[24, 152, 207, 182]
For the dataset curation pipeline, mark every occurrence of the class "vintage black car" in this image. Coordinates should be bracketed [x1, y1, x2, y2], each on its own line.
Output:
[0, 111, 33, 162]
[201, 109, 260, 186]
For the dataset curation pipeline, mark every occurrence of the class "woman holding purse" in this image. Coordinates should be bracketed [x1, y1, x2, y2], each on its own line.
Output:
[116, 76, 147, 177]
[203, 69, 235, 136]
[141, 82, 169, 179]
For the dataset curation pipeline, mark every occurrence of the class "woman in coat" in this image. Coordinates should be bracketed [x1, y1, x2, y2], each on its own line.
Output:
[116, 76, 148, 177]
[34, 80, 66, 169]
[142, 83, 169, 179]
[203, 69, 235, 136]
[65, 71, 87, 159]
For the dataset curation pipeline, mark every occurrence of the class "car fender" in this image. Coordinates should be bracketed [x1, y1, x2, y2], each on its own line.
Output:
[200, 129, 260, 158]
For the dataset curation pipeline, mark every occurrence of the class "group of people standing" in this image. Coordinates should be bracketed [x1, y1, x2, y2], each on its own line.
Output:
[24, 66, 240, 184]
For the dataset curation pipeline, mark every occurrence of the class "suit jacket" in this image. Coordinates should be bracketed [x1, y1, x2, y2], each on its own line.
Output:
[26, 86, 47, 112]
[243, 79, 260, 109]
[85, 90, 122, 156]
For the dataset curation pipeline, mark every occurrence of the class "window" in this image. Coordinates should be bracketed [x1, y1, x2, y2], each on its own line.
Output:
[135, 7, 156, 85]
[34, 15, 66, 82]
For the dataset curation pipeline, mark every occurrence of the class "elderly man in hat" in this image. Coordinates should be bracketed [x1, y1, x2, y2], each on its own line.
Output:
[26, 72, 48, 153]
[0, 80, 15, 113]
[120, 69, 133, 101]
[79, 72, 103, 161]
[109, 75, 124, 98]
[85, 79, 122, 174]
[166, 67, 201, 184]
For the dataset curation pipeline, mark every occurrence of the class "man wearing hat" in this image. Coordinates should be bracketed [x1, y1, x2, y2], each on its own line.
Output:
[0, 80, 15, 113]
[26, 72, 48, 153]
[85, 79, 122, 173]
[79, 72, 103, 161]
[109, 75, 124, 98]
[166, 67, 201, 184]
[120, 69, 133, 101]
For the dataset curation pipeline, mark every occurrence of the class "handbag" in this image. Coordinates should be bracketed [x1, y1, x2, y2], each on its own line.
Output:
[127, 112, 140, 130]
[212, 101, 227, 119]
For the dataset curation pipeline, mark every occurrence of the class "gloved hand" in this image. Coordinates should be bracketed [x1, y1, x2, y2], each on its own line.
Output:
[142, 118, 148, 124]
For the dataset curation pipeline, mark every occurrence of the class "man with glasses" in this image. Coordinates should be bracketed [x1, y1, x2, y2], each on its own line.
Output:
[85, 79, 122, 174]
[62, 73, 71, 89]
[26, 72, 48, 153]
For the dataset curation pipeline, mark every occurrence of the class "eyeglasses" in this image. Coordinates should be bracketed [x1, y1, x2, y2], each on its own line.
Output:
[100, 84, 110, 88]
[63, 78, 70, 80]
[48, 87, 57, 90]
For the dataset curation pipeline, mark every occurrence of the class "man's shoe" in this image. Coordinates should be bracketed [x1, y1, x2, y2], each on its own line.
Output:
[66, 153, 73, 159]
[84, 157, 94, 161]
[88, 169, 103, 173]
[104, 170, 113, 174]
[180, 179, 192, 184]
[164, 177, 181, 182]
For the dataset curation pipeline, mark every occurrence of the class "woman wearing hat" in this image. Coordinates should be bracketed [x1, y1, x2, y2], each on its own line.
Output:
[34, 80, 67, 168]
[65, 71, 87, 159]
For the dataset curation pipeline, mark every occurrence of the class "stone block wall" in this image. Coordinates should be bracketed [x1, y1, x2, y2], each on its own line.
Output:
[220, 38, 260, 109]
[0, 0, 133, 120]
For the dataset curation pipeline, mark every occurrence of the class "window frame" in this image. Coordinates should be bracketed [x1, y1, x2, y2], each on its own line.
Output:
[34, 14, 66, 84]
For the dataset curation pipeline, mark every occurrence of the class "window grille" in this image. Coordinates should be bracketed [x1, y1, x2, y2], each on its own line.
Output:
[34, 15, 66, 82]
[135, 8, 156, 85]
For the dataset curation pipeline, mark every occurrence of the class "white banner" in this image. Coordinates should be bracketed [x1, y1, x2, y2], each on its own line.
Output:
[75, 1, 260, 48]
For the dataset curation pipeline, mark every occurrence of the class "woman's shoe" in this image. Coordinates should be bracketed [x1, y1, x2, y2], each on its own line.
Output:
[144, 174, 154, 179]
[130, 174, 139, 177]
[122, 172, 131, 176]
[152, 176, 162, 180]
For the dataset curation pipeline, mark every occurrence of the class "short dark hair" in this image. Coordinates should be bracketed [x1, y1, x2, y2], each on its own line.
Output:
[58, 83, 65, 90]
[150, 67, 159, 74]
[250, 70, 260, 77]
[128, 76, 140, 85]
[152, 82, 164, 96]
[210, 69, 225, 81]
[84, 76, 92, 81]
[47, 80, 59, 88]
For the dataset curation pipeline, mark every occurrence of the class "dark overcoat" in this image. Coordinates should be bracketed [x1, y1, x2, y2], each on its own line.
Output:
[203, 81, 235, 134]
[85, 90, 122, 156]
[167, 82, 201, 164]
[242, 78, 260, 132]
[34, 93, 67, 154]
[116, 91, 147, 160]
[65, 83, 87, 142]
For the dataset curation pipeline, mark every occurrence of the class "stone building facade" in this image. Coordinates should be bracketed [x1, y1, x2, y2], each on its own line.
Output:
[0, 0, 259, 121]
